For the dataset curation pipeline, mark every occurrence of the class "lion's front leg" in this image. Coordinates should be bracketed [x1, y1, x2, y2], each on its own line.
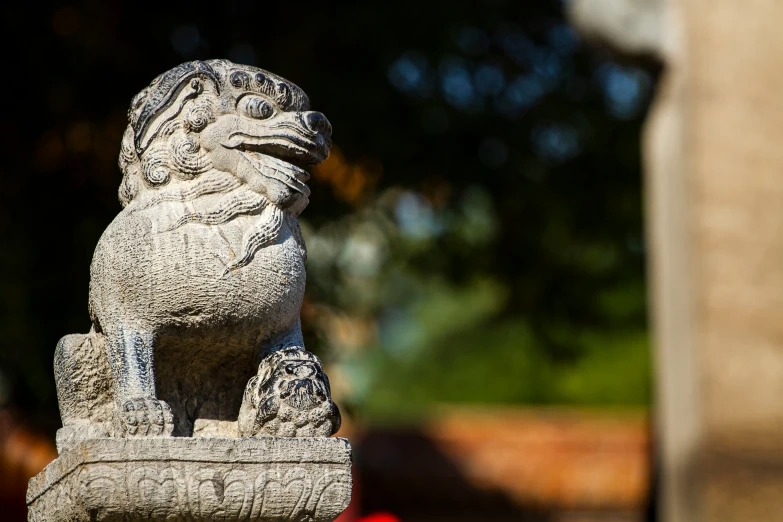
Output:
[105, 328, 174, 438]
[238, 324, 341, 438]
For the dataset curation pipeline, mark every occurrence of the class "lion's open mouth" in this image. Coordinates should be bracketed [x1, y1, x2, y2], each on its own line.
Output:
[226, 127, 330, 200]
[225, 131, 329, 167]
[239, 150, 311, 198]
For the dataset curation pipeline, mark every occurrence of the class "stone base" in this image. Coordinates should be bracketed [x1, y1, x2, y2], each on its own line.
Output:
[27, 437, 352, 522]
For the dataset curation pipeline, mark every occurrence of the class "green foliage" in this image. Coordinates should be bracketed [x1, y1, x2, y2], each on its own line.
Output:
[323, 273, 650, 420]
[304, 179, 651, 419]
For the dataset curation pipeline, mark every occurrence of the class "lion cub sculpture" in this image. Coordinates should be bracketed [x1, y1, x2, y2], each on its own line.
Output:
[54, 60, 340, 449]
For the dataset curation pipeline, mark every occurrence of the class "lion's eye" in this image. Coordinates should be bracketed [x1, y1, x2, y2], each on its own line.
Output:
[240, 97, 274, 120]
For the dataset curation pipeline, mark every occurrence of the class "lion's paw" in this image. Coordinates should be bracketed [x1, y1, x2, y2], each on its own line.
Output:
[116, 398, 174, 437]
[238, 349, 341, 438]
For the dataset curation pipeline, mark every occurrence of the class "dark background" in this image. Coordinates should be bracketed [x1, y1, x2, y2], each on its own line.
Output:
[0, 1, 657, 520]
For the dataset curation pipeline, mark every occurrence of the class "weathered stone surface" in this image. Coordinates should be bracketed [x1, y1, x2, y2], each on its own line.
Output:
[32, 60, 351, 522]
[53, 59, 340, 442]
[27, 437, 352, 522]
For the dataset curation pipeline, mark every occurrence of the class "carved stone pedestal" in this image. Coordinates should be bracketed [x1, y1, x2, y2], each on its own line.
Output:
[27, 437, 352, 522]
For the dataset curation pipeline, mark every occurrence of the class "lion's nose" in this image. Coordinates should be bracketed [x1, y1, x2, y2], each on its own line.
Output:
[304, 112, 332, 137]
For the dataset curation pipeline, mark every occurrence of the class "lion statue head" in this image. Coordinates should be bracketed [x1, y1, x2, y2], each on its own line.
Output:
[116, 60, 332, 269]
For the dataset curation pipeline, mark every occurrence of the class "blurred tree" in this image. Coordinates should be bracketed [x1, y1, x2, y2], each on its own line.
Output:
[0, 0, 655, 432]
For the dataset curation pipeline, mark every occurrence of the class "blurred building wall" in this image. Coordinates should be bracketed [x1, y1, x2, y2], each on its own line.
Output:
[571, 1, 783, 521]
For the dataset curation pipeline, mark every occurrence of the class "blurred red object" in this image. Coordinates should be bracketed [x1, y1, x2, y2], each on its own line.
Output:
[355, 513, 401, 522]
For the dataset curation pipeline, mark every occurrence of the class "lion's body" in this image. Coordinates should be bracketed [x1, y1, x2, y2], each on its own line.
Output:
[81, 177, 306, 435]
[90, 184, 306, 339]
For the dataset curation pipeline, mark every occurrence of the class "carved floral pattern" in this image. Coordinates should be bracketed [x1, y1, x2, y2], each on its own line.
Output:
[28, 462, 351, 522]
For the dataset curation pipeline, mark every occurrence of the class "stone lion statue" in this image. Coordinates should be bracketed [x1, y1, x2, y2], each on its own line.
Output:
[54, 60, 340, 448]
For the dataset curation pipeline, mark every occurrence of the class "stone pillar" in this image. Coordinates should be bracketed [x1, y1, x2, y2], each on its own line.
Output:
[572, 1, 783, 520]
[643, 9, 701, 519]
[682, 1, 783, 520]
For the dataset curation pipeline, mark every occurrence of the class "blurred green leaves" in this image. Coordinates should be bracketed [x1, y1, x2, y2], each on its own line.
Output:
[303, 179, 650, 422]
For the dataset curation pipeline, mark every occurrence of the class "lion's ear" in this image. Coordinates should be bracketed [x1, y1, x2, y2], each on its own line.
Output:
[136, 78, 215, 154]
[133, 61, 219, 154]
